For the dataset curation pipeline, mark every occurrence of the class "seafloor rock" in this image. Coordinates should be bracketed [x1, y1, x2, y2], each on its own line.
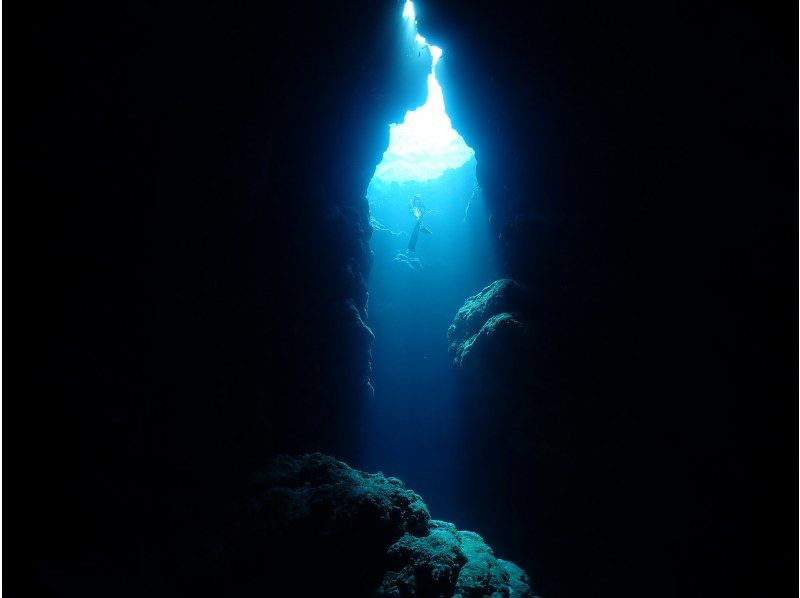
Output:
[380, 520, 535, 598]
[209, 453, 535, 597]
[394, 250, 425, 272]
[448, 279, 531, 368]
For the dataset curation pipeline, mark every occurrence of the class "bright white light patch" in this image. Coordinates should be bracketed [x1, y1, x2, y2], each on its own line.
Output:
[402, 0, 415, 21]
[374, 36, 473, 183]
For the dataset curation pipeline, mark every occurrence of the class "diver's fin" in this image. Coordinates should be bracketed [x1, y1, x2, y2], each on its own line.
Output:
[408, 219, 422, 252]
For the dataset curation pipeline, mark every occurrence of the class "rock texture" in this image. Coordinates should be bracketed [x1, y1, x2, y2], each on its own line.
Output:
[447, 279, 532, 369]
[209, 453, 535, 597]
[380, 520, 535, 598]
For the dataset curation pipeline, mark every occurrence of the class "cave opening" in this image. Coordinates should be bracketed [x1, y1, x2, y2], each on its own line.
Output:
[360, 0, 498, 525]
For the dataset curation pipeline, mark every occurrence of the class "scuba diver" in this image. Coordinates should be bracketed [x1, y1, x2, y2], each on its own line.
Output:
[407, 194, 431, 252]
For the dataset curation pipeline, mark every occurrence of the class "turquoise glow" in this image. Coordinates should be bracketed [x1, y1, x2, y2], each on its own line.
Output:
[373, 6, 474, 184]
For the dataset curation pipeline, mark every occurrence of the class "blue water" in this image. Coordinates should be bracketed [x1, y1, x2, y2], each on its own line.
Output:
[357, 2, 498, 526]
[359, 159, 498, 525]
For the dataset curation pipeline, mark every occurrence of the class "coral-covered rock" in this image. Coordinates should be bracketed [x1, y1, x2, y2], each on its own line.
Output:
[247, 452, 430, 538]
[380, 520, 535, 598]
[448, 279, 532, 368]
[380, 520, 466, 596]
[497, 559, 535, 598]
[208, 453, 535, 597]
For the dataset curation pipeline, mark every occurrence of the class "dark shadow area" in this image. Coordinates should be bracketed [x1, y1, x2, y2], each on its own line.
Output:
[421, 1, 798, 596]
[8, 1, 433, 594]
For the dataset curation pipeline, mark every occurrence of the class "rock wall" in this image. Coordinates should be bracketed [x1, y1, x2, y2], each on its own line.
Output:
[11, 1, 433, 593]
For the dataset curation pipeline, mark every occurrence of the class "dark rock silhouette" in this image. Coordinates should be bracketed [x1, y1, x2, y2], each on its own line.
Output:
[209, 453, 535, 597]
[448, 279, 532, 369]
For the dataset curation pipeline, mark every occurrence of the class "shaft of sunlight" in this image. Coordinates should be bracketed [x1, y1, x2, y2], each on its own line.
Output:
[374, 9, 473, 184]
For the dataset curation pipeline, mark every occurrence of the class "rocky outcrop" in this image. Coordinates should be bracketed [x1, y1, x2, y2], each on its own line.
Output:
[208, 453, 535, 597]
[380, 520, 535, 598]
[447, 279, 532, 369]
[394, 250, 425, 272]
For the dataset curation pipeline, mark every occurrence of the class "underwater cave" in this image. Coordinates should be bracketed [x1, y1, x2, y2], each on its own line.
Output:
[9, 0, 796, 596]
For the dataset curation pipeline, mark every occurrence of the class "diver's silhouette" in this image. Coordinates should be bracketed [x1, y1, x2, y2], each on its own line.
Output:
[407, 194, 431, 252]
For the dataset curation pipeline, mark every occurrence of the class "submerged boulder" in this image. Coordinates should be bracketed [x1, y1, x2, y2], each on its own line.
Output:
[208, 453, 535, 597]
[448, 279, 532, 369]
[380, 520, 535, 598]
